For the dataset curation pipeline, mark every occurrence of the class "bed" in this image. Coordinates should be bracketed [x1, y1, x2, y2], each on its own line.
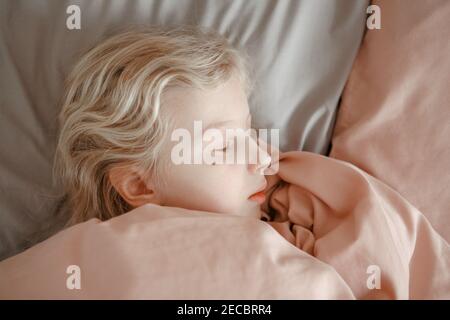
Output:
[0, 0, 368, 260]
[1, 0, 449, 300]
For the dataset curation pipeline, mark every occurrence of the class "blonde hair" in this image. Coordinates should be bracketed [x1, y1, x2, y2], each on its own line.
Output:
[53, 25, 253, 226]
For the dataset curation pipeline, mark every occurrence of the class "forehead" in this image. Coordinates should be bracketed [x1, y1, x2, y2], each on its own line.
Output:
[162, 74, 249, 129]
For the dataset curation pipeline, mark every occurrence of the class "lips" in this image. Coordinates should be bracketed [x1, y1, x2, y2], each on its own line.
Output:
[248, 180, 267, 204]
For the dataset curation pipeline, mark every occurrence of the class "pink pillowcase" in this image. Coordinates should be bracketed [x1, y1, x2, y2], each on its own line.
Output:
[330, 0, 450, 241]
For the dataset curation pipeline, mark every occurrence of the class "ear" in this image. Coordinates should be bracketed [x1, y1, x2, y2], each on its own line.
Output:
[108, 165, 162, 208]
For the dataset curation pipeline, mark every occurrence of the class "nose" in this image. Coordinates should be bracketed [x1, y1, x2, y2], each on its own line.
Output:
[248, 137, 272, 175]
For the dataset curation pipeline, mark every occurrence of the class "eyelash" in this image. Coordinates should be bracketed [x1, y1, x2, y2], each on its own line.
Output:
[216, 140, 231, 152]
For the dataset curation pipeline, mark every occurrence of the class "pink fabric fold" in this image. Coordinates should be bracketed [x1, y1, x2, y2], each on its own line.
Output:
[263, 151, 449, 299]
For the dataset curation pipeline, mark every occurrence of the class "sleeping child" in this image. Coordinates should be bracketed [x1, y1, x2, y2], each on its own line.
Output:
[54, 25, 277, 225]
[16, 25, 450, 299]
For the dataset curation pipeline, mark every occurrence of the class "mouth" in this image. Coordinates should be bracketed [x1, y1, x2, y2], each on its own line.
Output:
[248, 180, 268, 204]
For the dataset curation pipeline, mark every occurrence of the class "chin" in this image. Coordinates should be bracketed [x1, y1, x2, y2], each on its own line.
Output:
[251, 210, 263, 220]
[245, 205, 263, 219]
[218, 202, 262, 219]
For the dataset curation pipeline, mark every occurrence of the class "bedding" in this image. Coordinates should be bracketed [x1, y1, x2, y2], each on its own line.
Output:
[329, 0, 450, 242]
[1, 151, 448, 299]
[0, 0, 369, 260]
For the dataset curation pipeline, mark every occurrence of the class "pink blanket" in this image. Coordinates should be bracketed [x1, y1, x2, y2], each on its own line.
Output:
[0, 151, 448, 299]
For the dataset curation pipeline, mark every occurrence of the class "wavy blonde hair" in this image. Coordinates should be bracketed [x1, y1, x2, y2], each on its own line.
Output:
[53, 25, 253, 226]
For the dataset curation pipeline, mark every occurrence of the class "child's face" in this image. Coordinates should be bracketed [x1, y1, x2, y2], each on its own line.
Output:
[155, 74, 271, 219]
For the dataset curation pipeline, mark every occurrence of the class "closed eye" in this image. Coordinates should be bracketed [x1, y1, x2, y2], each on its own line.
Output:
[216, 139, 233, 152]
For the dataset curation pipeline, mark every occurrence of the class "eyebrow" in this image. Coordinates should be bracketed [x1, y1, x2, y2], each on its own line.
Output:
[204, 113, 251, 132]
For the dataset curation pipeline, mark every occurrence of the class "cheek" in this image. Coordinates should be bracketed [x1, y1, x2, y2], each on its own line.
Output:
[162, 163, 248, 212]
[199, 165, 251, 213]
